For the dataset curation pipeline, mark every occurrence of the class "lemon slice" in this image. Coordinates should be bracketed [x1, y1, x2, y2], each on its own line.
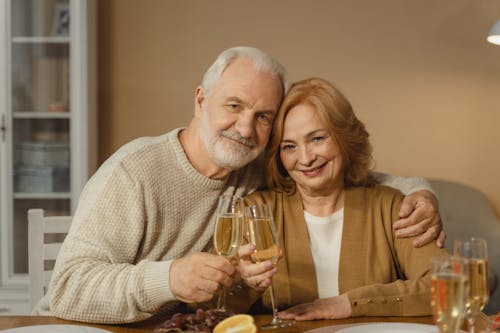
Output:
[213, 314, 257, 333]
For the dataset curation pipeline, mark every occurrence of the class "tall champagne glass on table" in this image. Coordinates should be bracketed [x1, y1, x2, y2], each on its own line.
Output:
[454, 238, 489, 333]
[430, 256, 469, 333]
[245, 203, 294, 330]
[213, 195, 244, 313]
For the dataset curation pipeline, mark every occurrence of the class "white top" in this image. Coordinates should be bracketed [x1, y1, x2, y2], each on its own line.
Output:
[304, 208, 344, 298]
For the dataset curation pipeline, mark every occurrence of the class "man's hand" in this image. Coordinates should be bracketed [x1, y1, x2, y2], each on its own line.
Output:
[278, 294, 352, 321]
[170, 252, 235, 303]
[393, 190, 446, 248]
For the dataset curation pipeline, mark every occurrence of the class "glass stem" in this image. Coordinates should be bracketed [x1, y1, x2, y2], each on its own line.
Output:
[217, 287, 226, 312]
[268, 284, 280, 322]
[468, 317, 475, 333]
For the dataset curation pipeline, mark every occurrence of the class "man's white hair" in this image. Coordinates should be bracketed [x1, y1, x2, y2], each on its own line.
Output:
[201, 46, 289, 96]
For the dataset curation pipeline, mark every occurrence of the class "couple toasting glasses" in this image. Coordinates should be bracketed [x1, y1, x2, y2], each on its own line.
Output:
[35, 46, 447, 324]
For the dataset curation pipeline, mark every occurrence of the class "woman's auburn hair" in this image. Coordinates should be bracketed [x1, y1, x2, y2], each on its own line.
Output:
[265, 77, 376, 194]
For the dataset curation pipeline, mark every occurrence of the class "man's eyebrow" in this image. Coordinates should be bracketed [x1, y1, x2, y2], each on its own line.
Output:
[226, 96, 245, 104]
[225, 97, 277, 114]
[257, 110, 276, 116]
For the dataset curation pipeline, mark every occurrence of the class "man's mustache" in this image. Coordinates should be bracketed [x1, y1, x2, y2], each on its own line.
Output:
[219, 131, 256, 148]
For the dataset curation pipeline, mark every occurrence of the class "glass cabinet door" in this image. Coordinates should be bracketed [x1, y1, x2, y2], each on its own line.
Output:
[10, 0, 71, 276]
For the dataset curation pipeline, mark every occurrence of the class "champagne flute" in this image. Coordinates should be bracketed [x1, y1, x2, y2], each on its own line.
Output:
[430, 256, 469, 333]
[244, 203, 294, 330]
[454, 238, 489, 333]
[213, 195, 244, 313]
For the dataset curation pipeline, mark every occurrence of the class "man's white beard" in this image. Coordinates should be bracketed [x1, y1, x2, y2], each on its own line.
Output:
[200, 108, 261, 171]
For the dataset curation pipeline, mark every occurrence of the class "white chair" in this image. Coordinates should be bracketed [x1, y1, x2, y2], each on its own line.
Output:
[28, 209, 72, 311]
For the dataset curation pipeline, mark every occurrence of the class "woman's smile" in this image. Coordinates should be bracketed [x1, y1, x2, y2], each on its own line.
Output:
[299, 162, 328, 177]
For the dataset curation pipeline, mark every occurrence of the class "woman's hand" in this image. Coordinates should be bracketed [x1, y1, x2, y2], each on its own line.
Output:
[237, 244, 277, 293]
[278, 294, 352, 321]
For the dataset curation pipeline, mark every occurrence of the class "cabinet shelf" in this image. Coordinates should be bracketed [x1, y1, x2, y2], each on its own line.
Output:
[12, 36, 70, 44]
[14, 192, 71, 200]
[13, 112, 70, 119]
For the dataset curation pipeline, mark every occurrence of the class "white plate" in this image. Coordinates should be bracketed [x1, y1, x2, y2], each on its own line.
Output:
[335, 322, 439, 333]
[0, 325, 112, 333]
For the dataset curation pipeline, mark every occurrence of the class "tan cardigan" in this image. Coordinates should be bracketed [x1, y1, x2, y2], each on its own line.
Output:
[234, 185, 448, 317]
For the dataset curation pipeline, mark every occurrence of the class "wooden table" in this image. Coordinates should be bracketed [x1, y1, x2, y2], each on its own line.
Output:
[0, 313, 489, 332]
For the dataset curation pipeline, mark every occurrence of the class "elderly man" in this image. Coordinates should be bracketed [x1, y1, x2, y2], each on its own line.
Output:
[35, 47, 443, 323]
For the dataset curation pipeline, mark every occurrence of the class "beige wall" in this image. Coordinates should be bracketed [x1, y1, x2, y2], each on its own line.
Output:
[97, 0, 500, 216]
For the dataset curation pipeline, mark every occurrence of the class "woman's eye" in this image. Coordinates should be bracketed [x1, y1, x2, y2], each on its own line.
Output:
[281, 144, 295, 151]
[312, 136, 324, 142]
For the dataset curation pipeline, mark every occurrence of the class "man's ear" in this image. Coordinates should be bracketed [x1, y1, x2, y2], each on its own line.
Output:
[194, 86, 205, 118]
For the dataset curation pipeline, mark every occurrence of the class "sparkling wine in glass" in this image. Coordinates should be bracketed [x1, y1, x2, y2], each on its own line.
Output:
[454, 238, 489, 333]
[430, 256, 469, 333]
[245, 203, 294, 330]
[213, 195, 244, 312]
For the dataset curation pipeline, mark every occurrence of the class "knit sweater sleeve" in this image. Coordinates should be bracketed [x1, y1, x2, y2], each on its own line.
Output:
[371, 171, 435, 195]
[47, 162, 175, 324]
[346, 189, 448, 316]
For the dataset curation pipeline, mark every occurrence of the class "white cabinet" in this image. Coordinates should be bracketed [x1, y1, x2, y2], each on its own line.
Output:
[0, 0, 96, 314]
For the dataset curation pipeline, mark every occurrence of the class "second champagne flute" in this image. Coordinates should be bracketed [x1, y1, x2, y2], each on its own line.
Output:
[454, 237, 489, 333]
[213, 195, 244, 313]
[245, 203, 294, 330]
[430, 256, 469, 333]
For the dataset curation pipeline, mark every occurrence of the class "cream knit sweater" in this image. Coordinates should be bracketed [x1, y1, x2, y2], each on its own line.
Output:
[33, 128, 432, 323]
[34, 128, 264, 323]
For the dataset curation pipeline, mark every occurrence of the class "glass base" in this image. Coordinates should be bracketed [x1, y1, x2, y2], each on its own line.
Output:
[261, 317, 295, 330]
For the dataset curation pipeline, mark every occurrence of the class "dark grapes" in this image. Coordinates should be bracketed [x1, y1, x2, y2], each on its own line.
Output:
[154, 309, 235, 332]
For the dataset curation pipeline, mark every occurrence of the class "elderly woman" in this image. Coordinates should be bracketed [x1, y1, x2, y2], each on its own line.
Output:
[236, 78, 448, 320]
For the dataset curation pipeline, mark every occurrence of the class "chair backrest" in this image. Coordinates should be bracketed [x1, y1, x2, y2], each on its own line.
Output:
[28, 208, 72, 311]
[430, 179, 500, 315]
